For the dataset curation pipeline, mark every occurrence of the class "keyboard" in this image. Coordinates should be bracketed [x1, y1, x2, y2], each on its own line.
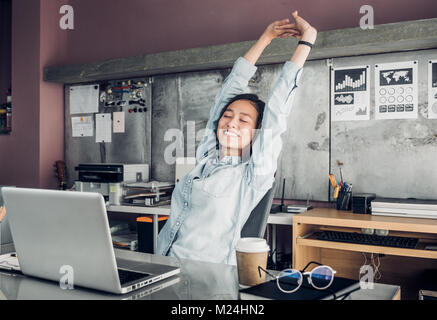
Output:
[118, 269, 150, 285]
[316, 230, 419, 249]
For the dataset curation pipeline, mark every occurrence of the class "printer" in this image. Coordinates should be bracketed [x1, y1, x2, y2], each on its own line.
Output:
[74, 163, 149, 205]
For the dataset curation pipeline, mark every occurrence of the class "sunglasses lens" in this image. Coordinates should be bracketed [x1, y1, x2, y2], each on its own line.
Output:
[277, 269, 302, 293]
[311, 266, 334, 289]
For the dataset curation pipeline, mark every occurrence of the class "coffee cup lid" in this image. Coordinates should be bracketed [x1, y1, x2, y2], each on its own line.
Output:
[235, 237, 270, 253]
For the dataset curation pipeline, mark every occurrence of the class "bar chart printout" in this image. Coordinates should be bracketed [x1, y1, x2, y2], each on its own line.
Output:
[428, 60, 437, 119]
[331, 66, 370, 121]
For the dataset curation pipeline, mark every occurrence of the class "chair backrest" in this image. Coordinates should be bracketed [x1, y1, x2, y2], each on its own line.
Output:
[241, 179, 277, 238]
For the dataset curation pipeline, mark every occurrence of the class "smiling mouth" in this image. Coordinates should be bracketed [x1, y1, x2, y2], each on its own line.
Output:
[223, 129, 240, 137]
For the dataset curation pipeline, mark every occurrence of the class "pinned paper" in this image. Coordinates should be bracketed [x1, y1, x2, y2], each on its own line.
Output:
[71, 116, 93, 137]
[95, 113, 112, 143]
[375, 61, 418, 120]
[113, 111, 125, 133]
[69, 84, 100, 114]
[428, 60, 437, 119]
[331, 65, 370, 121]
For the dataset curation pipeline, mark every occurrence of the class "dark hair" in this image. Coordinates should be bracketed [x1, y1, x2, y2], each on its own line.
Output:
[213, 93, 265, 153]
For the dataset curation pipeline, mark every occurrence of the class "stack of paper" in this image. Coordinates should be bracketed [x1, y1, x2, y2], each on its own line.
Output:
[371, 198, 437, 219]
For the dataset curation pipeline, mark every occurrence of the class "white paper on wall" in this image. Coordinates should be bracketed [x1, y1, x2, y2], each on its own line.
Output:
[69, 84, 100, 115]
[71, 116, 93, 137]
[428, 60, 437, 119]
[113, 111, 125, 133]
[95, 113, 112, 143]
[375, 61, 418, 120]
[331, 65, 370, 121]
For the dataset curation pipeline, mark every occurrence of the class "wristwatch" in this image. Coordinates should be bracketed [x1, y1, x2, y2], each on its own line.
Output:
[298, 40, 313, 49]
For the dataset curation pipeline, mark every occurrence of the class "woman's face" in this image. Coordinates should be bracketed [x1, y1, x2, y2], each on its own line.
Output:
[217, 100, 259, 154]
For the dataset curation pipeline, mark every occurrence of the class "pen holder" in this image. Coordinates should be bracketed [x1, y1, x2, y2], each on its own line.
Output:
[336, 191, 352, 211]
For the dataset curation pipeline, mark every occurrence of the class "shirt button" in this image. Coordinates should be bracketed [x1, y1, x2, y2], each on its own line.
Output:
[184, 202, 188, 206]
[176, 222, 180, 226]
[187, 179, 191, 183]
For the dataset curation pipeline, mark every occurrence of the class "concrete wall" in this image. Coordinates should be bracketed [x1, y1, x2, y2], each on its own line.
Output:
[65, 48, 437, 201]
[64, 79, 152, 185]
[2, 0, 437, 189]
[331, 49, 437, 200]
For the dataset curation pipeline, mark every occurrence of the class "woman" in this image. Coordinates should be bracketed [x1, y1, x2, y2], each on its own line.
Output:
[157, 11, 317, 265]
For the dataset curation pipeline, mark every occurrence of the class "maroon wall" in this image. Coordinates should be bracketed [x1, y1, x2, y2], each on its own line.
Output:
[2, 0, 437, 189]
[54, 0, 437, 66]
[1, 0, 40, 188]
[0, 0, 11, 105]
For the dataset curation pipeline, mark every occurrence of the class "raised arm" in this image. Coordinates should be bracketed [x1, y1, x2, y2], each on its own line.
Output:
[195, 18, 301, 163]
[247, 11, 318, 190]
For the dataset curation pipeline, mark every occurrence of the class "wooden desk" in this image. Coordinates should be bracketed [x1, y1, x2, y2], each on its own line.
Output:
[293, 208, 437, 300]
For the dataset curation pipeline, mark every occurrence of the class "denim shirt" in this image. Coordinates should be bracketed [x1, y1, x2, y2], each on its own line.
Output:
[156, 57, 303, 265]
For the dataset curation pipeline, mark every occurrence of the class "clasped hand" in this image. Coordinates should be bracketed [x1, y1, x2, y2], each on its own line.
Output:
[262, 10, 317, 44]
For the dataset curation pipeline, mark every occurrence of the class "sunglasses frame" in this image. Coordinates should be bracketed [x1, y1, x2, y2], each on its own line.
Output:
[273, 265, 337, 294]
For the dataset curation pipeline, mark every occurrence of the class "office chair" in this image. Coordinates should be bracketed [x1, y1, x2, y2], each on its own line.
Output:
[241, 179, 277, 238]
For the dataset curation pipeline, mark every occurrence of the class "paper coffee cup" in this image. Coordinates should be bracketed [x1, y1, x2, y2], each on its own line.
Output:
[235, 238, 270, 286]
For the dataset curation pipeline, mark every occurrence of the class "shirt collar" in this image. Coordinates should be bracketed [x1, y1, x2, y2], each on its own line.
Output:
[217, 154, 243, 165]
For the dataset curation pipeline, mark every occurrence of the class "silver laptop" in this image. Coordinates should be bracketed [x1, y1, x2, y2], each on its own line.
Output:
[1, 187, 179, 294]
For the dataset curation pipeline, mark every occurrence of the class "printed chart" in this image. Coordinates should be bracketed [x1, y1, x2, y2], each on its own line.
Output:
[331, 66, 370, 121]
[375, 61, 418, 120]
[428, 60, 437, 119]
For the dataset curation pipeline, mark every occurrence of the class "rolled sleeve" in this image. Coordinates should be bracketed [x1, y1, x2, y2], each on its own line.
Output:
[232, 57, 258, 82]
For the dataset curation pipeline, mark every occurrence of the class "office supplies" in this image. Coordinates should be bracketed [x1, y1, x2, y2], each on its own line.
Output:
[239, 274, 360, 300]
[112, 232, 138, 251]
[352, 193, 376, 214]
[371, 197, 437, 219]
[2, 187, 180, 294]
[329, 174, 341, 199]
[316, 230, 418, 249]
[124, 181, 174, 207]
[328, 174, 337, 188]
[336, 186, 352, 210]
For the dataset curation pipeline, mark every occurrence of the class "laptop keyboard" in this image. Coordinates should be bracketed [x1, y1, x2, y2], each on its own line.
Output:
[118, 269, 150, 285]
